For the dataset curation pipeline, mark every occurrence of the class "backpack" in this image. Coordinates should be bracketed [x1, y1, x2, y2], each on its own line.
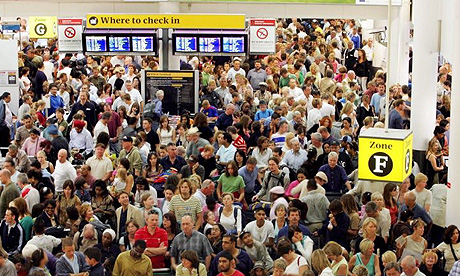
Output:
[218, 205, 247, 233]
[143, 100, 156, 121]
[266, 170, 287, 188]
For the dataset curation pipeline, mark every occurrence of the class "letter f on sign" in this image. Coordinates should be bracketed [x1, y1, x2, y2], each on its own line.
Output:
[373, 156, 388, 173]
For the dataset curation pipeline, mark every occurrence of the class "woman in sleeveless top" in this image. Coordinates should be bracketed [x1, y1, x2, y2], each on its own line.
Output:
[425, 139, 444, 187]
[396, 219, 427, 264]
[323, 241, 348, 276]
[349, 238, 381, 276]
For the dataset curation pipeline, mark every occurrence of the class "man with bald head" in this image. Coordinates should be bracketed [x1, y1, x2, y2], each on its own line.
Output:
[170, 215, 213, 271]
[0, 169, 19, 218]
[399, 191, 432, 229]
[400, 256, 424, 276]
[52, 149, 77, 194]
[215, 104, 235, 131]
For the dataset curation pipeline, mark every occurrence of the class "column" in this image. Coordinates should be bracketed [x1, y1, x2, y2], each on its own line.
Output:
[393, 0, 411, 85]
[410, 0, 439, 171]
[445, 5, 460, 226]
[158, 2, 181, 70]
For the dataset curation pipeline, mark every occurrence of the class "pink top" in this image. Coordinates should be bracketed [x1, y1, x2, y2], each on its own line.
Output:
[22, 136, 45, 157]
[203, 203, 223, 222]
[285, 180, 301, 199]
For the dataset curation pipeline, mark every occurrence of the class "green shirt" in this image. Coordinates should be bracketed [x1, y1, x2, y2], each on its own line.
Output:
[20, 215, 34, 242]
[218, 174, 245, 193]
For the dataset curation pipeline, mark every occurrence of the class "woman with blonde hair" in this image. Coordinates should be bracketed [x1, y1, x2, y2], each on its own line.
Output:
[37, 150, 54, 174]
[311, 249, 333, 276]
[381, 251, 397, 268]
[419, 250, 446, 276]
[349, 239, 381, 276]
[354, 217, 386, 257]
[425, 138, 444, 186]
[396, 218, 427, 263]
[323, 241, 347, 276]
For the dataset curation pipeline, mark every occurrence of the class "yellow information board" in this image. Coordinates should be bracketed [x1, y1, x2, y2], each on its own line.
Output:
[29, 16, 57, 38]
[86, 14, 246, 29]
[358, 129, 413, 182]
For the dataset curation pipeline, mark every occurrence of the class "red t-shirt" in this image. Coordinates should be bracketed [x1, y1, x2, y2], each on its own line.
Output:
[134, 226, 168, 268]
[218, 270, 245, 276]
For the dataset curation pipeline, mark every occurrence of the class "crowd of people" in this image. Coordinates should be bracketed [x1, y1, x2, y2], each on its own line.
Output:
[0, 17, 453, 276]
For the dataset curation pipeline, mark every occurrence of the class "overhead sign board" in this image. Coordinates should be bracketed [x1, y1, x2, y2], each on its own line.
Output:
[250, 18, 276, 54]
[29, 16, 57, 38]
[86, 14, 246, 29]
[58, 18, 83, 52]
[358, 128, 413, 182]
[356, 0, 402, 5]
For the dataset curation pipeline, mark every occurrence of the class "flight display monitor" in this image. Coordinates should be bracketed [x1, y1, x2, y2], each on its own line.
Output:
[132, 36, 154, 52]
[199, 37, 221, 53]
[85, 36, 107, 52]
[109, 36, 130, 52]
[223, 36, 245, 53]
[175, 37, 197, 52]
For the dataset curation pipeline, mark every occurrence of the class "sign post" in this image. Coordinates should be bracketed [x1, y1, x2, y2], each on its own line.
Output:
[29, 16, 57, 38]
[58, 18, 83, 52]
[358, 128, 413, 182]
[250, 19, 276, 54]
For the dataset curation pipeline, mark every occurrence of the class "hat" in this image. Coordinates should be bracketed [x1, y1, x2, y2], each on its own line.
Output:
[48, 124, 58, 135]
[233, 57, 242, 62]
[342, 135, 352, 144]
[253, 262, 265, 269]
[187, 155, 198, 163]
[73, 120, 85, 129]
[113, 67, 125, 74]
[330, 140, 340, 146]
[270, 186, 285, 194]
[315, 171, 328, 182]
[122, 136, 133, 142]
[239, 230, 251, 240]
[259, 82, 268, 87]
[186, 127, 200, 136]
[103, 229, 116, 241]
[22, 243, 39, 258]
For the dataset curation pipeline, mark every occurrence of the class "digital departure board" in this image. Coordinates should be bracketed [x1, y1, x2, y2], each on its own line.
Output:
[199, 37, 221, 53]
[223, 36, 245, 53]
[175, 37, 197, 52]
[109, 36, 130, 52]
[132, 36, 154, 52]
[85, 36, 107, 52]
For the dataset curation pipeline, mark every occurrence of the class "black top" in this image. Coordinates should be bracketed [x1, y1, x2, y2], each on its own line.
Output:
[198, 154, 217, 180]
[198, 126, 214, 142]
[419, 264, 448, 276]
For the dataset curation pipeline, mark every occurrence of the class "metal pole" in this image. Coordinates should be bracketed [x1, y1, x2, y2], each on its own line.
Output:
[384, 0, 392, 132]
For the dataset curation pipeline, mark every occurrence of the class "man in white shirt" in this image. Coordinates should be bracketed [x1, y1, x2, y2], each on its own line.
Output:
[52, 149, 77, 193]
[43, 54, 55, 83]
[288, 79, 303, 99]
[400, 256, 425, 276]
[307, 98, 323, 131]
[216, 133, 237, 166]
[362, 38, 374, 62]
[320, 93, 335, 121]
[93, 112, 111, 146]
[243, 207, 275, 247]
[193, 179, 215, 208]
[227, 59, 246, 83]
[125, 80, 143, 113]
[68, 120, 93, 156]
[17, 173, 39, 214]
[108, 67, 127, 91]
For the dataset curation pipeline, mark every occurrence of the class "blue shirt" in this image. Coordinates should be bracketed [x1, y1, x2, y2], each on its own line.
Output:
[202, 106, 218, 118]
[371, 93, 384, 115]
[318, 164, 348, 193]
[254, 109, 273, 121]
[238, 165, 258, 193]
[48, 94, 64, 116]
[399, 203, 432, 225]
[277, 224, 311, 241]
[389, 109, 404, 129]
[216, 113, 233, 131]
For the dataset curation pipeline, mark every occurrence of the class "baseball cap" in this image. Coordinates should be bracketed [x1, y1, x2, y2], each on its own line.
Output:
[122, 136, 133, 142]
[315, 171, 328, 182]
[342, 135, 353, 144]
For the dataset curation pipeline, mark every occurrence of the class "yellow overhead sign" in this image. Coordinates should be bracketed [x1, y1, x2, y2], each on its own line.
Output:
[358, 129, 413, 183]
[29, 16, 57, 38]
[86, 14, 246, 29]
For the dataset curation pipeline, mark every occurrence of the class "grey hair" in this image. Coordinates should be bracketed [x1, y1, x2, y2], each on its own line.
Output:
[156, 90, 164, 98]
[311, 132, 322, 142]
[384, 262, 401, 273]
[328, 151, 338, 160]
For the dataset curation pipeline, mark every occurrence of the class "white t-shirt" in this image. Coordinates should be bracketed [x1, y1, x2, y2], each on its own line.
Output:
[285, 255, 308, 275]
[412, 188, 432, 210]
[126, 88, 143, 104]
[244, 220, 275, 244]
[307, 108, 322, 130]
[320, 102, 335, 119]
[288, 87, 303, 99]
[43, 61, 54, 83]
[227, 68, 246, 83]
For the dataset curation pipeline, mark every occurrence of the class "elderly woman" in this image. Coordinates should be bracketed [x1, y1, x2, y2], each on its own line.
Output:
[419, 250, 447, 276]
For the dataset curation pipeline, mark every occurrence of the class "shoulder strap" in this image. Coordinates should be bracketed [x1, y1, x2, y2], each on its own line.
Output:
[451, 244, 459, 261]
[233, 207, 238, 221]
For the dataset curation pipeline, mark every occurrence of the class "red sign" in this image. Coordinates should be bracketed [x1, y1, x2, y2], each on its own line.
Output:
[58, 19, 83, 25]
[256, 28, 269, 39]
[250, 19, 276, 27]
[64, 27, 76, 38]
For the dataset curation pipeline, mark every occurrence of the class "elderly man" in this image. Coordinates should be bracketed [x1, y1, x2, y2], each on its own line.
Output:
[215, 104, 235, 131]
[134, 209, 168, 268]
[385, 262, 402, 276]
[125, 80, 143, 113]
[151, 90, 164, 128]
[308, 132, 324, 159]
[118, 136, 143, 176]
[17, 173, 39, 213]
[318, 152, 351, 193]
[193, 179, 215, 208]
[15, 114, 39, 148]
[52, 149, 77, 194]
[401, 256, 424, 276]
[112, 240, 153, 276]
[282, 139, 308, 173]
[6, 144, 30, 173]
[170, 215, 213, 271]
[86, 143, 113, 182]
[185, 127, 210, 158]
[399, 191, 432, 227]
[67, 90, 97, 132]
[69, 120, 93, 157]
[0, 170, 19, 218]
[209, 234, 254, 276]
